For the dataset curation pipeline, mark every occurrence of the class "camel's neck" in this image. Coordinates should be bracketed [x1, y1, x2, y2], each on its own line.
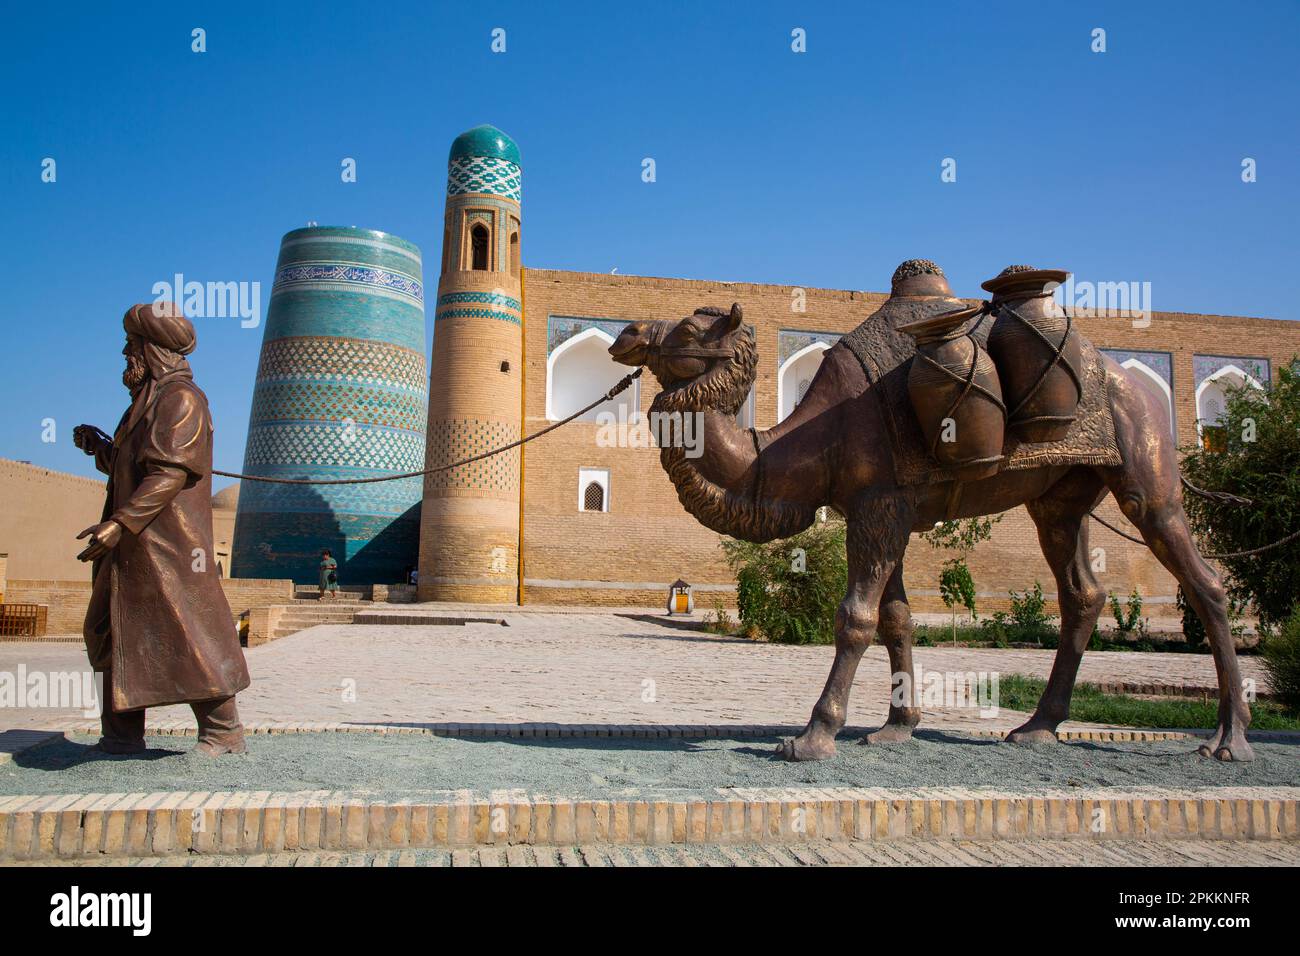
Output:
[649, 347, 822, 543]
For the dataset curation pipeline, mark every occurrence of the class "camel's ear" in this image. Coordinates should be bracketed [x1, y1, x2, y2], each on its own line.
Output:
[727, 302, 743, 331]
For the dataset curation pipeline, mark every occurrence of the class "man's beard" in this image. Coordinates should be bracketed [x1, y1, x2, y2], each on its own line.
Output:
[122, 353, 148, 392]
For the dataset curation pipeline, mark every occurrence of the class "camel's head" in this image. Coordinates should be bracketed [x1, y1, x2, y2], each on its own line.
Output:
[609, 303, 751, 387]
[610, 303, 756, 415]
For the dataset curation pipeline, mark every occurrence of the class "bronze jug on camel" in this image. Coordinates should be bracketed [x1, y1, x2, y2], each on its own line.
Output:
[984, 265, 1084, 443]
[899, 304, 1006, 480]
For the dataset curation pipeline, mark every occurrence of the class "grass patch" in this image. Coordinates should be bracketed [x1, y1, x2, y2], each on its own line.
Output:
[912, 624, 1219, 654]
[997, 673, 1300, 731]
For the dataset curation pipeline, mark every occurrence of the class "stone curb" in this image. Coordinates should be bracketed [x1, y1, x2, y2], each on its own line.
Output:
[44, 721, 1300, 744]
[1, 786, 1296, 860]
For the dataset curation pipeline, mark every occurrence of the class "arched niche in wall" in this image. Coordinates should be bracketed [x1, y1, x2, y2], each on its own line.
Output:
[776, 342, 830, 423]
[1195, 364, 1264, 449]
[1119, 358, 1176, 438]
[546, 327, 640, 423]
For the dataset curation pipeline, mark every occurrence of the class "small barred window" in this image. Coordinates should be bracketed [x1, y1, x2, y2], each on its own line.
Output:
[583, 482, 605, 512]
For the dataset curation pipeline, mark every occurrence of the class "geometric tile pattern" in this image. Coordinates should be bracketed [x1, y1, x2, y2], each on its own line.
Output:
[243, 423, 426, 472]
[424, 419, 521, 493]
[437, 291, 522, 312]
[250, 381, 427, 432]
[435, 307, 521, 325]
[256, 337, 427, 393]
[446, 156, 522, 202]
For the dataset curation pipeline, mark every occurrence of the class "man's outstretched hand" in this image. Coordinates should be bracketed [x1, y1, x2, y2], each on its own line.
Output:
[73, 424, 111, 457]
[76, 520, 124, 562]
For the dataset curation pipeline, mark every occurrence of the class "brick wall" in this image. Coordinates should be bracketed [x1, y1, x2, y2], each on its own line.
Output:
[5, 577, 295, 637]
[517, 270, 1300, 614]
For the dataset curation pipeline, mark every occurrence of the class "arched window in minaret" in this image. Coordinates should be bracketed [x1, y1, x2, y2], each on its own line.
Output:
[442, 228, 451, 273]
[509, 231, 520, 276]
[470, 223, 490, 271]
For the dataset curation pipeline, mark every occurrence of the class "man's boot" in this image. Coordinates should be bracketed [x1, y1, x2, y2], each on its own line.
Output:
[192, 696, 247, 756]
[97, 697, 147, 759]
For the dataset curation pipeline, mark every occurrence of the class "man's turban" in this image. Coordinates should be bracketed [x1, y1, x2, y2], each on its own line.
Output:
[123, 302, 196, 356]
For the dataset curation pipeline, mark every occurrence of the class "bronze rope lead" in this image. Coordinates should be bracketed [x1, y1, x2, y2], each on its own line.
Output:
[211, 368, 644, 485]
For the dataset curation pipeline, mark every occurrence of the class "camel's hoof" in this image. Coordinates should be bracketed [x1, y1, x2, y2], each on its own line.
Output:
[1197, 728, 1254, 762]
[1215, 740, 1255, 762]
[860, 724, 916, 745]
[774, 734, 836, 762]
[1005, 725, 1059, 746]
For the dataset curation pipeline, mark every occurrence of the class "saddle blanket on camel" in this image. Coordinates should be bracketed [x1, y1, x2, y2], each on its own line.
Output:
[840, 295, 1122, 488]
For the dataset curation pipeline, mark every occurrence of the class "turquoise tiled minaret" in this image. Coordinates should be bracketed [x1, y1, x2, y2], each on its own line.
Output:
[418, 124, 524, 602]
[231, 226, 428, 584]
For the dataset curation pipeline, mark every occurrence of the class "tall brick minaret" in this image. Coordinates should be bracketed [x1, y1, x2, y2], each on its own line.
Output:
[418, 125, 523, 602]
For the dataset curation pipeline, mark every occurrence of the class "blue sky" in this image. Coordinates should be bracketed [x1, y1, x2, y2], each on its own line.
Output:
[2, 0, 1297, 486]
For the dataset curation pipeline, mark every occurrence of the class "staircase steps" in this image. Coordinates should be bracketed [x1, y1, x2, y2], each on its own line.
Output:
[270, 604, 363, 640]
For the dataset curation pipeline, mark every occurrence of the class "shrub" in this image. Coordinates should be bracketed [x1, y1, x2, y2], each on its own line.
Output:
[1109, 587, 1148, 639]
[720, 518, 847, 644]
[981, 581, 1055, 647]
[704, 596, 735, 635]
[1261, 606, 1300, 714]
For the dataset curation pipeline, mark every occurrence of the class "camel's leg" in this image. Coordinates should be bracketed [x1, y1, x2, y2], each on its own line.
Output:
[776, 493, 914, 762]
[1110, 487, 1254, 761]
[1101, 368, 1253, 761]
[1006, 470, 1108, 745]
[862, 563, 921, 744]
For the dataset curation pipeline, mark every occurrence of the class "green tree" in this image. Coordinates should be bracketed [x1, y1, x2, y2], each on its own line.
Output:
[920, 515, 1001, 643]
[720, 516, 847, 644]
[938, 559, 976, 645]
[1180, 359, 1300, 632]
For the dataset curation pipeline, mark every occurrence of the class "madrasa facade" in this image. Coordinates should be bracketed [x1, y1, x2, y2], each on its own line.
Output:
[218, 123, 1300, 614]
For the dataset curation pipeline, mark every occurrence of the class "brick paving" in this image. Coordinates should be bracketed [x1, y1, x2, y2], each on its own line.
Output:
[8, 839, 1298, 867]
[0, 612, 1268, 734]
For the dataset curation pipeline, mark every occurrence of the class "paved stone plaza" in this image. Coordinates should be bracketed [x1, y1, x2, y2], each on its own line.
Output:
[0, 612, 1269, 734]
[0, 614, 1296, 866]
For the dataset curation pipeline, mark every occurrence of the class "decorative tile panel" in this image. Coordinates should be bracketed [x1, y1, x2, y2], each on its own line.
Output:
[1193, 355, 1271, 388]
[548, 316, 630, 355]
[778, 330, 842, 365]
[447, 156, 522, 202]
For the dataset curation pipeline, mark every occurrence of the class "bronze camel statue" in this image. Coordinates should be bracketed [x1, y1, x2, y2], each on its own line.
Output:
[609, 259, 1254, 762]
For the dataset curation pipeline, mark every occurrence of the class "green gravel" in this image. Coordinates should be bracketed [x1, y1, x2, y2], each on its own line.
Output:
[3, 730, 1297, 798]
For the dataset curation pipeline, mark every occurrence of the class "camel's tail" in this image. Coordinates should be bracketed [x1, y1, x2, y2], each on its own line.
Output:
[1180, 475, 1253, 507]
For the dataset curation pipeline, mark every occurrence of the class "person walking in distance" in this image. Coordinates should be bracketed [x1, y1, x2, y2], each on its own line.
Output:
[320, 549, 339, 601]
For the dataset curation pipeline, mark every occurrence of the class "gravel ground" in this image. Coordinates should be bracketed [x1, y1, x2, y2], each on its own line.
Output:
[3, 730, 1297, 797]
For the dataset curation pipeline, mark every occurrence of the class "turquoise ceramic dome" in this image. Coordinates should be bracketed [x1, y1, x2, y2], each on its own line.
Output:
[449, 125, 521, 166]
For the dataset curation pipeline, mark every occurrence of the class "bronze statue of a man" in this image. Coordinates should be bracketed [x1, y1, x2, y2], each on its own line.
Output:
[73, 302, 250, 756]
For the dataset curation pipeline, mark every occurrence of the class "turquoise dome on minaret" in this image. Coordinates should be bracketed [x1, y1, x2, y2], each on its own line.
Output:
[448, 124, 521, 166]
[446, 124, 521, 202]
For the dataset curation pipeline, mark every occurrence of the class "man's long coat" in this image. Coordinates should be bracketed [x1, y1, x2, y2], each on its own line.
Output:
[84, 372, 251, 711]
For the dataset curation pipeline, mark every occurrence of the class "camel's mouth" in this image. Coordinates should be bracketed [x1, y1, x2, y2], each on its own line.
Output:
[609, 322, 660, 366]
[607, 337, 645, 365]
